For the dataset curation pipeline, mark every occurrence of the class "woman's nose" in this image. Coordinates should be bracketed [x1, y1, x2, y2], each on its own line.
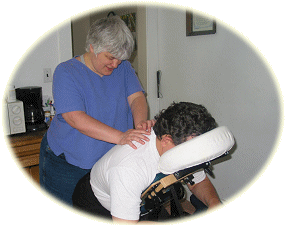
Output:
[112, 59, 121, 68]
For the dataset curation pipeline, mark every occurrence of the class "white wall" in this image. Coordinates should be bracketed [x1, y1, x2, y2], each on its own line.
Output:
[8, 21, 72, 101]
[146, 6, 282, 201]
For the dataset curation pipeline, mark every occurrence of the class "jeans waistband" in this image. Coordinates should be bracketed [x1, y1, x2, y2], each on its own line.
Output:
[42, 132, 66, 160]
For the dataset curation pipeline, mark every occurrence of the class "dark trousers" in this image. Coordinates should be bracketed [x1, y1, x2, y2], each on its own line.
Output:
[72, 173, 112, 220]
[190, 194, 208, 213]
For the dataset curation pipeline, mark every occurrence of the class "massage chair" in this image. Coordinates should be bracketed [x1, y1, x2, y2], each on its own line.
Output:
[140, 126, 235, 220]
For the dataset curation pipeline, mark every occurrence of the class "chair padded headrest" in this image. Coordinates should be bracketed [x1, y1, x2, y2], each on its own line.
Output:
[158, 126, 235, 174]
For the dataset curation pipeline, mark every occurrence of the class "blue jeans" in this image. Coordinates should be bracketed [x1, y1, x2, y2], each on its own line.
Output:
[39, 133, 91, 206]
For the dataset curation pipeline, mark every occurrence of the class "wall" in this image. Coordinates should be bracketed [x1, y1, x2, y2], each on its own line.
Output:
[136, 6, 147, 96]
[146, 6, 282, 201]
[8, 21, 72, 101]
[71, 16, 90, 56]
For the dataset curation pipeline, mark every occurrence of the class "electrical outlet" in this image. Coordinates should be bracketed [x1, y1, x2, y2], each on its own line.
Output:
[43, 68, 52, 83]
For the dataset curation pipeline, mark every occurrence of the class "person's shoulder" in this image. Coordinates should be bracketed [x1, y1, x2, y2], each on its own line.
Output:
[120, 60, 131, 66]
[54, 58, 83, 78]
[101, 144, 137, 166]
[117, 60, 133, 71]
[108, 143, 145, 165]
[57, 57, 79, 68]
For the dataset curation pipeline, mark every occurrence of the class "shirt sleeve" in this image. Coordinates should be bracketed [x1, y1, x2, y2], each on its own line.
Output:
[108, 167, 145, 221]
[123, 61, 144, 97]
[192, 170, 206, 184]
[52, 63, 86, 114]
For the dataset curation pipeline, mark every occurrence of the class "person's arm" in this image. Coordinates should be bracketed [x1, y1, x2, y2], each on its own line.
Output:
[112, 216, 138, 224]
[187, 176, 221, 209]
[62, 111, 150, 149]
[128, 91, 155, 132]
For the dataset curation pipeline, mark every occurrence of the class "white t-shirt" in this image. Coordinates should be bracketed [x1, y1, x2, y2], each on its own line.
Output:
[90, 130, 206, 220]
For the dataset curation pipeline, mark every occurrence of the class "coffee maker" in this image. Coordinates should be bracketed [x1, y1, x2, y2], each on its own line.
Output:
[16, 86, 47, 132]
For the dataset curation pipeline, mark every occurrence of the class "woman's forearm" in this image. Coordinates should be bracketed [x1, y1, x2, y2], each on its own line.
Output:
[128, 92, 148, 128]
[62, 111, 150, 149]
[62, 111, 124, 145]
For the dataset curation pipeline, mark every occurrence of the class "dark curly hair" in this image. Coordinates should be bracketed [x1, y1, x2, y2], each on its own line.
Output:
[153, 102, 217, 145]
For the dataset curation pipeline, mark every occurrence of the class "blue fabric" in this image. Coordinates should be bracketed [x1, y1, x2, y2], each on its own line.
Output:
[47, 58, 144, 169]
[190, 194, 208, 213]
[39, 133, 91, 205]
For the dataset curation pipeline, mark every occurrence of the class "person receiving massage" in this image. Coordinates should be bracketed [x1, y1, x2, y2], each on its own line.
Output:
[39, 15, 154, 205]
[72, 102, 221, 223]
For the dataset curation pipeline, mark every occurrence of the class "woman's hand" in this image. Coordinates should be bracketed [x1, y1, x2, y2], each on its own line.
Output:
[118, 129, 151, 149]
[62, 111, 153, 149]
[135, 120, 156, 132]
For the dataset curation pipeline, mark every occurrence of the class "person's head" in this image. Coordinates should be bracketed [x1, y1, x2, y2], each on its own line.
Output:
[85, 15, 134, 61]
[153, 102, 217, 150]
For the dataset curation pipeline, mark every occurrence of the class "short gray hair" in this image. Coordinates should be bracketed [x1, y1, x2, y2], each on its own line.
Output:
[85, 16, 134, 60]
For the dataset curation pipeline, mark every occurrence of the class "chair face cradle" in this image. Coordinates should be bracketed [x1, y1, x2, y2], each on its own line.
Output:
[140, 126, 235, 218]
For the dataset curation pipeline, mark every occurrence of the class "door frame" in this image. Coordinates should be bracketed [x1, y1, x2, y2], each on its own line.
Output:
[145, 6, 160, 119]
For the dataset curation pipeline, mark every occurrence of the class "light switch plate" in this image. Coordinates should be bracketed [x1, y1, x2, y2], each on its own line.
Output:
[43, 68, 52, 83]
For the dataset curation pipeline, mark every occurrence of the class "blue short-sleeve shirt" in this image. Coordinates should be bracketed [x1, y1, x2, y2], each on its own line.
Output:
[47, 58, 144, 169]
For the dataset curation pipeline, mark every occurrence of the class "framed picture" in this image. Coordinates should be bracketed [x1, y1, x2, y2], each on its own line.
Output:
[186, 11, 216, 36]
[120, 13, 137, 51]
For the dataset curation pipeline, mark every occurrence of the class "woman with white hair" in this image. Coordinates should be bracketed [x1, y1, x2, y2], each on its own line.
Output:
[39, 16, 153, 205]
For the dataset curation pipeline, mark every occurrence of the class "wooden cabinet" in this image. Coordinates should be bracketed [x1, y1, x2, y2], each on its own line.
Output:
[8, 130, 47, 183]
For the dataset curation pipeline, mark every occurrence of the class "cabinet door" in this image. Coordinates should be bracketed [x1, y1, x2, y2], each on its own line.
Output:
[29, 165, 40, 183]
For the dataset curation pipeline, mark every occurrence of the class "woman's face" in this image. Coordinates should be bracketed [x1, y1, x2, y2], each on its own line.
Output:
[88, 45, 122, 77]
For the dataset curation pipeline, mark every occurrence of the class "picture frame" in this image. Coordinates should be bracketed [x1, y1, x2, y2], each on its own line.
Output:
[186, 11, 216, 36]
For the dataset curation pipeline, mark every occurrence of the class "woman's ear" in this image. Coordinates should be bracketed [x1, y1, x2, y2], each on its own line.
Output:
[89, 44, 94, 53]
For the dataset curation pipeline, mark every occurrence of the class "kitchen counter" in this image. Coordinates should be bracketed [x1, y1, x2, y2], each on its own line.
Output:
[7, 129, 47, 183]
